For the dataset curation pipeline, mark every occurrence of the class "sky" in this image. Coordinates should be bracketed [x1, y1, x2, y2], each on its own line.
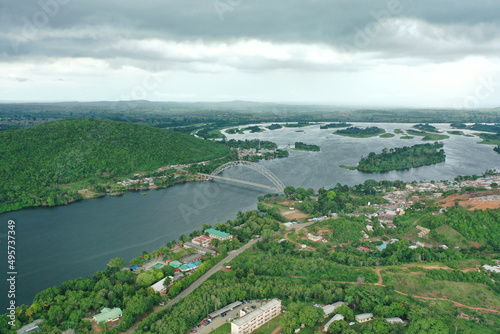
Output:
[1, 0, 500, 108]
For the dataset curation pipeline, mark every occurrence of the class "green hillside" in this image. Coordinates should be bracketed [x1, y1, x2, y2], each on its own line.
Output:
[0, 119, 230, 213]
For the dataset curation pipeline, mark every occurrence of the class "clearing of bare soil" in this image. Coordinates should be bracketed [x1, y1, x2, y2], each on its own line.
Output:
[284, 212, 309, 220]
[439, 190, 500, 210]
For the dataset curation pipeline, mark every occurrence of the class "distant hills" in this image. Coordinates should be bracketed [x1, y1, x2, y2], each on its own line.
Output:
[0, 118, 229, 213]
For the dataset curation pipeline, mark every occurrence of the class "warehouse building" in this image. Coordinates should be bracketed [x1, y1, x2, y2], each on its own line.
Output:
[208, 301, 243, 318]
[355, 313, 374, 323]
[322, 301, 346, 317]
[323, 314, 345, 331]
[205, 228, 233, 241]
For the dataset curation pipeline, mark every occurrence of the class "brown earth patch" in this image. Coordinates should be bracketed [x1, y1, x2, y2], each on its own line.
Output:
[284, 212, 309, 220]
[439, 191, 500, 210]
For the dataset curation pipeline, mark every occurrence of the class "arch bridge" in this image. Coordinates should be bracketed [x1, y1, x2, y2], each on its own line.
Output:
[199, 161, 286, 193]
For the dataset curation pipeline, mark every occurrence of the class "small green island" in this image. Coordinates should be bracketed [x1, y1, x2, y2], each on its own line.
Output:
[494, 145, 500, 154]
[356, 142, 446, 172]
[379, 133, 395, 138]
[319, 122, 352, 129]
[334, 126, 385, 138]
[406, 129, 449, 141]
[283, 122, 314, 128]
[413, 123, 440, 133]
[294, 142, 320, 151]
[267, 123, 283, 130]
[450, 122, 467, 129]
[226, 139, 289, 160]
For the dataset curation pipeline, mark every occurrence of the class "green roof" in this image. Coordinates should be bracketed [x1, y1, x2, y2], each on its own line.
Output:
[205, 228, 230, 238]
[169, 260, 182, 268]
[194, 260, 203, 266]
[93, 307, 122, 323]
[179, 264, 190, 271]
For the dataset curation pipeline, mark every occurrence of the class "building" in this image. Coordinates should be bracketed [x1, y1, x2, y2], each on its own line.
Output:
[184, 241, 217, 255]
[169, 260, 183, 268]
[17, 319, 43, 333]
[93, 308, 123, 323]
[231, 299, 281, 334]
[483, 264, 500, 274]
[385, 317, 404, 324]
[355, 313, 374, 323]
[192, 235, 213, 247]
[377, 243, 388, 251]
[322, 302, 346, 317]
[357, 246, 371, 253]
[150, 276, 174, 295]
[209, 301, 243, 318]
[205, 228, 233, 241]
[307, 234, 323, 242]
[323, 314, 345, 331]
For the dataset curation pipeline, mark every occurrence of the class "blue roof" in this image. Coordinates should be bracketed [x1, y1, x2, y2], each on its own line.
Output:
[188, 263, 196, 268]
[131, 265, 138, 270]
[377, 243, 388, 250]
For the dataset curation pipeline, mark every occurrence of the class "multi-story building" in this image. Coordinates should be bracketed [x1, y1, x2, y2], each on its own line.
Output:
[231, 299, 281, 334]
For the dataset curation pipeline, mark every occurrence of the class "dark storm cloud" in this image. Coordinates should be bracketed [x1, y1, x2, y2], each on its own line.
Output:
[1, 0, 499, 65]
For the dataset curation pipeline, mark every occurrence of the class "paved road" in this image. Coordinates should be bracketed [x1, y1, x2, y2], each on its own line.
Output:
[167, 238, 261, 307]
[125, 238, 261, 333]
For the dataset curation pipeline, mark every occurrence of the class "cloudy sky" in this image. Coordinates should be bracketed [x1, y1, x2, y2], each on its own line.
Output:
[1, 0, 500, 108]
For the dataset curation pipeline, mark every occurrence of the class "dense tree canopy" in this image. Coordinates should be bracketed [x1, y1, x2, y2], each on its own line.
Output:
[0, 119, 229, 213]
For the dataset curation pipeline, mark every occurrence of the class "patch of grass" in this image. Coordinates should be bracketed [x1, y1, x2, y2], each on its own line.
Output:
[475, 133, 500, 145]
[295, 130, 304, 132]
[251, 313, 284, 334]
[400, 135, 414, 139]
[448, 130, 465, 136]
[338, 165, 357, 170]
[380, 133, 395, 138]
[435, 224, 468, 247]
[209, 323, 231, 334]
[407, 129, 449, 141]
[422, 134, 449, 141]
[394, 129, 404, 134]
[383, 268, 500, 310]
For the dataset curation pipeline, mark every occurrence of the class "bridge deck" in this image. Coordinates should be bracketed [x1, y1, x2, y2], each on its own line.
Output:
[198, 174, 281, 192]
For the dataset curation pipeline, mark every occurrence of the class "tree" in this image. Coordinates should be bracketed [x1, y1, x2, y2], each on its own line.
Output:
[210, 238, 220, 247]
[407, 318, 449, 334]
[162, 276, 172, 287]
[328, 320, 348, 333]
[284, 186, 296, 198]
[336, 305, 354, 322]
[107, 257, 126, 269]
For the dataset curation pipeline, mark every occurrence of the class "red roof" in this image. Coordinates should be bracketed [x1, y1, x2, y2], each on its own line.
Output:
[357, 246, 371, 252]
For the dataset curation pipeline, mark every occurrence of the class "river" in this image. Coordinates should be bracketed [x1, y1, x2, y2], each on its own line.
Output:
[1, 122, 499, 309]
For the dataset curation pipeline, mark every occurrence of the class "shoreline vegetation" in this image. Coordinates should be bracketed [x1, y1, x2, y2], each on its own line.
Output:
[0, 120, 289, 215]
[357, 142, 446, 172]
[3, 172, 500, 333]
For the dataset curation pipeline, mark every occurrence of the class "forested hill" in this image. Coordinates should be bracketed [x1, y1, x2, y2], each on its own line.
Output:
[0, 119, 229, 212]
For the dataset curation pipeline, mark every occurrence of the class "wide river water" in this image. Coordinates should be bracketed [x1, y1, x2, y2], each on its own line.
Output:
[1, 122, 499, 309]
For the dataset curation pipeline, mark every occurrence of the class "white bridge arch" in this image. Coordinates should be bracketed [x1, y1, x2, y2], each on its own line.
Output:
[202, 161, 286, 192]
